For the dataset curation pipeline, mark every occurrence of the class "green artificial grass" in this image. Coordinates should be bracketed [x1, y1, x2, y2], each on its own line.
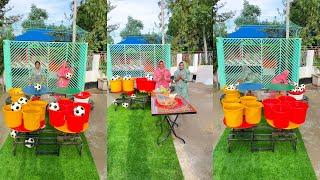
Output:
[0, 131, 99, 179]
[213, 119, 316, 180]
[107, 105, 183, 180]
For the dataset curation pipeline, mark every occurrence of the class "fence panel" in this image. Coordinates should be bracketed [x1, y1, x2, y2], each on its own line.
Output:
[3, 40, 88, 91]
[216, 38, 302, 88]
[107, 44, 171, 79]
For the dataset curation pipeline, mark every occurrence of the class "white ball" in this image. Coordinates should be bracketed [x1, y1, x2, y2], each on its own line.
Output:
[115, 75, 120, 80]
[74, 106, 85, 117]
[131, 94, 136, 99]
[300, 84, 306, 89]
[291, 89, 297, 92]
[66, 72, 72, 80]
[145, 74, 150, 78]
[294, 82, 299, 87]
[10, 130, 17, 139]
[123, 76, 128, 80]
[122, 103, 129, 108]
[11, 102, 21, 111]
[226, 87, 232, 90]
[18, 97, 28, 105]
[127, 75, 132, 80]
[111, 76, 116, 81]
[34, 83, 42, 91]
[148, 76, 154, 81]
[24, 138, 35, 148]
[298, 87, 303, 92]
[112, 99, 118, 105]
[49, 102, 60, 111]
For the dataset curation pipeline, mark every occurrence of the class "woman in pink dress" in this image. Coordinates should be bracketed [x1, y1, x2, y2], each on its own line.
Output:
[154, 60, 171, 89]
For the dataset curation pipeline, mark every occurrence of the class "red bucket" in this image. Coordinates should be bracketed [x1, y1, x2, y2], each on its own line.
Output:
[58, 99, 74, 110]
[73, 102, 91, 123]
[136, 78, 147, 91]
[144, 80, 156, 92]
[271, 104, 291, 129]
[291, 101, 308, 124]
[262, 98, 281, 120]
[279, 96, 296, 103]
[49, 109, 66, 127]
[66, 112, 85, 133]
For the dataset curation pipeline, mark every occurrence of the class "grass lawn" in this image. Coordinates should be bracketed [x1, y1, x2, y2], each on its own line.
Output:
[0, 131, 99, 179]
[107, 105, 183, 180]
[213, 118, 316, 180]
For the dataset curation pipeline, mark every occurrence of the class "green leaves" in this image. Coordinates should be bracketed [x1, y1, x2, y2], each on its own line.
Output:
[120, 16, 144, 39]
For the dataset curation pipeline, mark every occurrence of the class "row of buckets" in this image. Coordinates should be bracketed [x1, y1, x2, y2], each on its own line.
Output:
[110, 78, 156, 93]
[222, 89, 308, 129]
[49, 99, 91, 133]
[3, 101, 47, 132]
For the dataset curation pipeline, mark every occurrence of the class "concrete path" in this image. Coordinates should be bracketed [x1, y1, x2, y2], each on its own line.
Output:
[0, 94, 9, 148]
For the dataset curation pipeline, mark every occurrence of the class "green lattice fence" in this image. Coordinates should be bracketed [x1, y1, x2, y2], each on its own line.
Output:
[3, 40, 88, 91]
[107, 44, 171, 79]
[216, 38, 302, 88]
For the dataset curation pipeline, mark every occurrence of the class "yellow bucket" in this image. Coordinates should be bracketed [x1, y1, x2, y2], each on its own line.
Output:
[122, 79, 134, 92]
[224, 89, 240, 99]
[29, 100, 48, 120]
[2, 105, 23, 128]
[223, 103, 244, 128]
[221, 98, 240, 107]
[244, 101, 263, 125]
[110, 79, 122, 92]
[240, 96, 257, 106]
[22, 106, 41, 131]
[8, 88, 24, 102]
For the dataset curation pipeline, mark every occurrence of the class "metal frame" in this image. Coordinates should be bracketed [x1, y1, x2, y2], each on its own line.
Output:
[157, 115, 185, 144]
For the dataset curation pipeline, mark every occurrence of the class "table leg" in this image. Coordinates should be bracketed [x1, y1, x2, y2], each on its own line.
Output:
[166, 115, 185, 144]
[156, 117, 171, 145]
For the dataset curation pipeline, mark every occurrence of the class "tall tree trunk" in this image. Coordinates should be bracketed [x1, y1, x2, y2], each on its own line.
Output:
[203, 26, 208, 65]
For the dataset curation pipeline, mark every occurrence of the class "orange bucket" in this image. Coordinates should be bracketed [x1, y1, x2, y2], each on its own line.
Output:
[244, 101, 263, 125]
[240, 96, 257, 106]
[110, 79, 122, 92]
[223, 103, 244, 128]
[22, 106, 41, 131]
[2, 105, 23, 128]
[122, 79, 134, 92]
[29, 100, 48, 120]
[8, 88, 24, 102]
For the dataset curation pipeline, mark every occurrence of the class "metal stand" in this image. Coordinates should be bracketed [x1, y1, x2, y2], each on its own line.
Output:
[57, 132, 83, 156]
[114, 93, 148, 111]
[157, 115, 185, 145]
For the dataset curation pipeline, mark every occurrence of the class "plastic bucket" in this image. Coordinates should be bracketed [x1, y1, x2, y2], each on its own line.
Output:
[110, 79, 122, 92]
[271, 104, 291, 129]
[66, 112, 85, 133]
[22, 106, 41, 131]
[290, 101, 308, 124]
[73, 102, 91, 123]
[244, 101, 263, 124]
[145, 80, 156, 92]
[122, 79, 134, 92]
[279, 96, 296, 103]
[58, 99, 74, 110]
[223, 103, 244, 128]
[221, 98, 240, 107]
[2, 105, 23, 128]
[240, 96, 257, 106]
[262, 98, 281, 120]
[136, 78, 147, 91]
[8, 88, 24, 102]
[74, 91, 91, 103]
[49, 109, 66, 127]
[29, 100, 48, 121]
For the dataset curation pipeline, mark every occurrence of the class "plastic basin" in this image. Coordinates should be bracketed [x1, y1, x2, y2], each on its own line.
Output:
[244, 101, 263, 125]
[223, 103, 244, 128]
[2, 105, 23, 128]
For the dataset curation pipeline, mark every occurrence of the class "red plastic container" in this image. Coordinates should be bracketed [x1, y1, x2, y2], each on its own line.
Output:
[262, 98, 281, 120]
[58, 99, 74, 110]
[271, 104, 291, 129]
[136, 78, 147, 91]
[144, 80, 156, 92]
[65, 112, 85, 133]
[279, 96, 296, 103]
[73, 102, 91, 123]
[290, 101, 308, 124]
[49, 109, 66, 127]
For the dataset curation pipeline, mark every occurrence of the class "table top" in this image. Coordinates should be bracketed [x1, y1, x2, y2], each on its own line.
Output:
[265, 84, 294, 91]
[52, 87, 81, 96]
[23, 85, 51, 96]
[151, 96, 197, 116]
[237, 83, 264, 92]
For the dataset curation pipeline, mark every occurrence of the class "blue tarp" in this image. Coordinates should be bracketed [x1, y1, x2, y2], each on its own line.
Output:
[227, 25, 285, 38]
[117, 36, 148, 44]
[15, 29, 55, 41]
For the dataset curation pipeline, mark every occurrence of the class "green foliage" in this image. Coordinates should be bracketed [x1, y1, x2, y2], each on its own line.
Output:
[120, 16, 144, 39]
[107, 1, 118, 44]
[77, 0, 107, 52]
[22, 4, 48, 29]
[290, 0, 320, 46]
[234, 0, 261, 27]
[143, 32, 161, 44]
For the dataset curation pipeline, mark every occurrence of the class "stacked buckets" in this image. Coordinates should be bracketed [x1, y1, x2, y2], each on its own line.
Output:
[110, 78, 135, 93]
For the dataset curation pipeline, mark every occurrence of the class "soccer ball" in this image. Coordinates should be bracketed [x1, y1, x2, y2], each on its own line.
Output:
[127, 75, 132, 80]
[122, 103, 129, 108]
[24, 138, 35, 148]
[10, 130, 17, 139]
[226, 87, 232, 90]
[131, 94, 136, 99]
[74, 106, 85, 116]
[300, 84, 306, 89]
[111, 76, 116, 81]
[229, 85, 236, 90]
[297, 87, 303, 92]
[48, 102, 60, 111]
[112, 99, 118, 105]
[145, 74, 150, 78]
[293, 82, 299, 87]
[123, 76, 128, 80]
[147, 76, 154, 81]
[11, 102, 21, 111]
[66, 72, 72, 80]
[115, 75, 120, 80]
[18, 97, 28, 105]
[34, 83, 42, 91]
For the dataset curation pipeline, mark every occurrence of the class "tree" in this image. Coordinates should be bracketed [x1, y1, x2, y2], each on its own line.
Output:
[234, 0, 261, 27]
[107, 0, 118, 44]
[290, 0, 320, 46]
[76, 0, 108, 52]
[120, 16, 144, 39]
[22, 4, 48, 29]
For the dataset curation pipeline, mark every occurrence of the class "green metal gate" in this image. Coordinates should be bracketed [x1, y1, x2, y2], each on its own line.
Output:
[3, 40, 88, 91]
[216, 38, 302, 88]
[107, 44, 171, 79]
